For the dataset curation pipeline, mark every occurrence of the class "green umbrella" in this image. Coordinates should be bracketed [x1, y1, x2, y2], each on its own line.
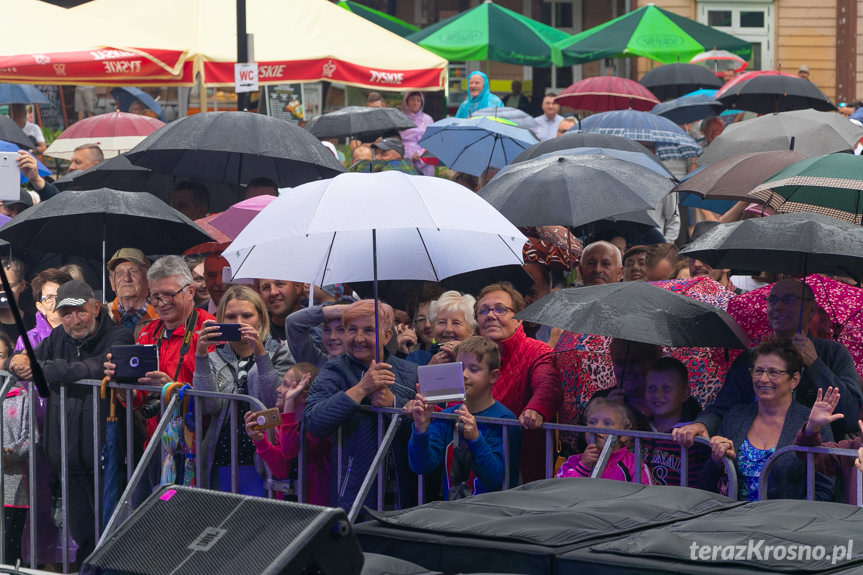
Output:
[552, 5, 751, 67]
[407, 0, 570, 67]
[336, 1, 419, 38]
[749, 153, 863, 225]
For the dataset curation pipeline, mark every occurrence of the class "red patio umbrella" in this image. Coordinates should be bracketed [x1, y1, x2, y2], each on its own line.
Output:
[555, 76, 660, 112]
[45, 111, 165, 160]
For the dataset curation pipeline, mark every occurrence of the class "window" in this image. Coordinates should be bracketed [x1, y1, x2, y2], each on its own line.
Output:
[708, 10, 732, 27]
[740, 11, 765, 28]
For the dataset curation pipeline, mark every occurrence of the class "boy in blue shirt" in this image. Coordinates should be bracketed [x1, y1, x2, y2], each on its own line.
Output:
[406, 336, 522, 499]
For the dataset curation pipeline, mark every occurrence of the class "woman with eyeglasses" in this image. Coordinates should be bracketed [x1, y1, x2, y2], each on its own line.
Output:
[193, 285, 294, 495]
[702, 340, 834, 501]
[474, 282, 561, 484]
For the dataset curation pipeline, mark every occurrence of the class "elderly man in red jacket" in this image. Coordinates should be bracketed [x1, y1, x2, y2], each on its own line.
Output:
[475, 282, 562, 483]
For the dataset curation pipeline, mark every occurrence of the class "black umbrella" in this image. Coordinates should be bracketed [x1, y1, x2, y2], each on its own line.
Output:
[54, 154, 239, 213]
[125, 111, 345, 190]
[639, 63, 723, 101]
[477, 153, 675, 228]
[651, 94, 725, 125]
[698, 109, 863, 166]
[0, 188, 214, 297]
[0, 116, 33, 150]
[304, 106, 415, 139]
[512, 131, 663, 166]
[678, 212, 863, 280]
[516, 283, 750, 348]
[717, 74, 837, 114]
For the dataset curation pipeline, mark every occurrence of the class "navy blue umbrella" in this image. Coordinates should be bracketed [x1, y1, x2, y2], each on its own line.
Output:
[0, 84, 50, 106]
[111, 87, 166, 122]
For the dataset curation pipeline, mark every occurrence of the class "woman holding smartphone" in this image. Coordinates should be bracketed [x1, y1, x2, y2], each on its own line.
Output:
[194, 285, 294, 495]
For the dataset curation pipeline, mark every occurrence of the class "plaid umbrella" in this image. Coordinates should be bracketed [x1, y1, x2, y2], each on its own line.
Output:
[580, 109, 702, 160]
[522, 225, 582, 270]
[749, 153, 863, 224]
[727, 275, 863, 381]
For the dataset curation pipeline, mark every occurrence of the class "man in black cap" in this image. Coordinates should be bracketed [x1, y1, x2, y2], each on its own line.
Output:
[371, 137, 405, 161]
[9, 280, 133, 562]
[0, 188, 34, 218]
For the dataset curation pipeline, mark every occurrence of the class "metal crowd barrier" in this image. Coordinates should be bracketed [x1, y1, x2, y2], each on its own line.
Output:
[0, 378, 271, 574]
[759, 444, 863, 506]
[341, 406, 740, 522]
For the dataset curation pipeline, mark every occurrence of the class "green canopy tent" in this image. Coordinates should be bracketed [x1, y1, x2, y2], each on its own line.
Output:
[407, 0, 570, 67]
[336, 1, 419, 38]
[552, 5, 751, 67]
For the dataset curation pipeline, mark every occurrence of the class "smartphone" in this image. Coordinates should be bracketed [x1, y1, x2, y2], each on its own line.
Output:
[250, 408, 280, 431]
[213, 323, 242, 341]
[0, 154, 19, 202]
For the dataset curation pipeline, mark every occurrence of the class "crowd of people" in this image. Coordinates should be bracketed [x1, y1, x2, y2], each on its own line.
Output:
[2, 73, 863, 569]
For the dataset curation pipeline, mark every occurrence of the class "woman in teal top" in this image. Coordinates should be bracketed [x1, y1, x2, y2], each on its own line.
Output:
[456, 71, 503, 118]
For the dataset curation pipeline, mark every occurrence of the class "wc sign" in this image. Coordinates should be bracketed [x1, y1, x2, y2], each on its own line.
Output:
[234, 62, 258, 93]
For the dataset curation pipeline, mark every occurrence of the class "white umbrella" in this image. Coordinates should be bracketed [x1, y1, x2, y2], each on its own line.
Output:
[223, 171, 527, 360]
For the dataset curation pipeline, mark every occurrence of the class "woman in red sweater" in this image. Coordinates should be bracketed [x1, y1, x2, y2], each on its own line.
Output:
[475, 283, 562, 483]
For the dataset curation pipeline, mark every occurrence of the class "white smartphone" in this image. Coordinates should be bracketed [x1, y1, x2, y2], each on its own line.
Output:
[0, 154, 20, 202]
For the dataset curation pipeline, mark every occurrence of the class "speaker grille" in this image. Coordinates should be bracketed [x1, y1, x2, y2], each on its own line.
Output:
[87, 487, 347, 575]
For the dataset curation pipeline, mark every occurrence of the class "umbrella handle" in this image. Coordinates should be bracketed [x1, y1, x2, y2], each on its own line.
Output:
[162, 382, 185, 406]
[100, 376, 118, 422]
[99, 376, 110, 400]
[178, 384, 192, 416]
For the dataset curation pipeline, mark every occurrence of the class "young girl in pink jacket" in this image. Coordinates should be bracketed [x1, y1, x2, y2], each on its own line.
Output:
[244, 363, 331, 505]
[557, 397, 652, 484]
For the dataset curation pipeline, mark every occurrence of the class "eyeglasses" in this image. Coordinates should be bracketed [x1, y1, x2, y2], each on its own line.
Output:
[147, 284, 190, 306]
[765, 295, 812, 306]
[750, 367, 794, 381]
[40, 294, 57, 304]
[477, 305, 515, 317]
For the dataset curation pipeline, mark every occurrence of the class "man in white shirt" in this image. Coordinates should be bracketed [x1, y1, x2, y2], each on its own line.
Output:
[10, 104, 46, 154]
[533, 94, 563, 142]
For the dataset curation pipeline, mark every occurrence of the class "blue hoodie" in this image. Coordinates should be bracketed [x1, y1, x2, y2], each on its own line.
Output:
[456, 71, 503, 118]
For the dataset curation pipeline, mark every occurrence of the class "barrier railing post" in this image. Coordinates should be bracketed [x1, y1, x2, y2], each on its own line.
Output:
[806, 451, 815, 500]
[0, 375, 15, 563]
[680, 444, 689, 487]
[125, 389, 133, 483]
[27, 380, 36, 569]
[502, 425, 510, 490]
[230, 400, 239, 493]
[60, 384, 69, 574]
[590, 434, 617, 479]
[376, 411, 384, 512]
[92, 388, 101, 539]
[195, 399, 202, 487]
[544, 428, 552, 480]
[297, 422, 306, 503]
[633, 437, 642, 484]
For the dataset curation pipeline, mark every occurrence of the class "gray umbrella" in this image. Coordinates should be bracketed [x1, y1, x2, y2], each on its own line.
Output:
[0, 116, 33, 150]
[698, 109, 863, 166]
[477, 153, 675, 228]
[678, 212, 863, 280]
[125, 111, 345, 189]
[511, 131, 665, 168]
[303, 106, 415, 139]
[517, 283, 750, 348]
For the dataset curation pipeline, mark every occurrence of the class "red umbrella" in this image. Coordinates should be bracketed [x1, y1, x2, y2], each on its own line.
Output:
[555, 76, 660, 112]
[45, 111, 165, 160]
[184, 214, 231, 256]
[714, 70, 798, 100]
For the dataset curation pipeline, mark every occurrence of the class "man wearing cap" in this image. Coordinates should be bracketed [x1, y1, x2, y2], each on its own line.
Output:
[107, 248, 158, 333]
[9, 280, 133, 562]
[0, 188, 34, 217]
[798, 65, 810, 80]
[371, 137, 405, 161]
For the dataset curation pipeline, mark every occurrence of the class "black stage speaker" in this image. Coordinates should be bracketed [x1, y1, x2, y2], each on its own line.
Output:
[81, 485, 364, 575]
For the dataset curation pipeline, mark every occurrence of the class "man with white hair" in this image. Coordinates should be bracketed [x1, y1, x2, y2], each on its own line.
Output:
[10, 280, 133, 562]
[578, 241, 623, 286]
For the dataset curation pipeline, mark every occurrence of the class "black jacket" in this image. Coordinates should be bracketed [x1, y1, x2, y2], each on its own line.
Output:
[33, 308, 133, 473]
